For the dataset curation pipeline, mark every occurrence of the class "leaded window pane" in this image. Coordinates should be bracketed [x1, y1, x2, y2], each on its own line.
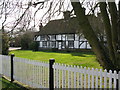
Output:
[42, 41, 47, 47]
[41, 35, 45, 40]
[68, 41, 74, 48]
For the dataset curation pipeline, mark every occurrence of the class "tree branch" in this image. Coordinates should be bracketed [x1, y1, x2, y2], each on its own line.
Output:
[7, 5, 30, 34]
[100, 2, 116, 64]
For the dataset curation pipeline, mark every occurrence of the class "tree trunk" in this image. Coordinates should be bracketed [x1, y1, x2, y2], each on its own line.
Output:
[70, 1, 115, 70]
[117, 1, 120, 69]
[108, 2, 118, 67]
[100, 2, 116, 65]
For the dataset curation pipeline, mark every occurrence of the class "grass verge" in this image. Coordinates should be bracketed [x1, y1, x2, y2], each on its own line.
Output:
[0, 78, 20, 89]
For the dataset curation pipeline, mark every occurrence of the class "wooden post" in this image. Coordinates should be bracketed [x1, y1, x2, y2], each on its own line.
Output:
[118, 71, 120, 90]
[11, 54, 15, 83]
[116, 71, 120, 90]
[85, 41, 87, 49]
[74, 34, 75, 49]
[49, 59, 55, 90]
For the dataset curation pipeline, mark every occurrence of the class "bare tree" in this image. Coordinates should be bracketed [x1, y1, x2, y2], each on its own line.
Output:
[1, 0, 119, 70]
[70, 0, 120, 71]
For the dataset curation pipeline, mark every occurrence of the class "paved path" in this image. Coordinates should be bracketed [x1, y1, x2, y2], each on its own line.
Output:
[9, 47, 21, 51]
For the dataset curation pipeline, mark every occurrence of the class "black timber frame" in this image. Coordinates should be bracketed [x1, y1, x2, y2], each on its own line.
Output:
[35, 34, 90, 50]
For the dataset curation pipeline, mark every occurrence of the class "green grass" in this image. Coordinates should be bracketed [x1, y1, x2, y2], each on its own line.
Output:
[10, 50, 102, 69]
[0, 78, 20, 89]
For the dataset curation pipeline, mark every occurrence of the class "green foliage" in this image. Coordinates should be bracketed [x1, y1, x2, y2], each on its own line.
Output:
[13, 35, 21, 47]
[10, 50, 102, 69]
[2, 32, 9, 55]
[29, 41, 39, 51]
[52, 48, 58, 52]
[20, 31, 35, 50]
[21, 34, 30, 50]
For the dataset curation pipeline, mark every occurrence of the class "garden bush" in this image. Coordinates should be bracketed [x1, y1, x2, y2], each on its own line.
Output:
[29, 41, 39, 51]
[2, 32, 9, 55]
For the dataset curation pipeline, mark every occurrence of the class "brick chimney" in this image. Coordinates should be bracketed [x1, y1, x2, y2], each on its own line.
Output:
[39, 23, 43, 31]
[63, 11, 71, 20]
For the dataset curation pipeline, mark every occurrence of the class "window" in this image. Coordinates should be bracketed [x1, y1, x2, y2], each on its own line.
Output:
[51, 41, 56, 48]
[41, 35, 45, 40]
[42, 41, 47, 47]
[51, 35, 56, 40]
[68, 41, 74, 48]
[67, 34, 74, 40]
[62, 41, 66, 48]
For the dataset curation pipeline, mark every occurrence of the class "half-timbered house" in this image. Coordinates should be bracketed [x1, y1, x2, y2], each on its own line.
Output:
[34, 11, 104, 50]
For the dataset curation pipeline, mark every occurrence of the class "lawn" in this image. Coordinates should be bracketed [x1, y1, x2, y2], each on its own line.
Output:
[10, 50, 102, 69]
[0, 78, 20, 89]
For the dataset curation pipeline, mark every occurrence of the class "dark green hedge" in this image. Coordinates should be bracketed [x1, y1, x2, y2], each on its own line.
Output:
[29, 41, 39, 51]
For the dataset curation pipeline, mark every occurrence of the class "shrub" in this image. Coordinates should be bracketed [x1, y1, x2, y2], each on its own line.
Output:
[29, 41, 39, 51]
[21, 34, 30, 50]
[2, 32, 9, 55]
[20, 31, 35, 50]
[52, 48, 58, 52]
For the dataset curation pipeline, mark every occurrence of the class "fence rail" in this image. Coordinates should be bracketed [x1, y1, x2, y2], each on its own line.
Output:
[0, 54, 120, 89]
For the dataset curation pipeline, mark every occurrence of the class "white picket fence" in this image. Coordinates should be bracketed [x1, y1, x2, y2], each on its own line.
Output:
[1, 55, 49, 88]
[2, 55, 11, 78]
[0, 55, 120, 89]
[54, 64, 120, 89]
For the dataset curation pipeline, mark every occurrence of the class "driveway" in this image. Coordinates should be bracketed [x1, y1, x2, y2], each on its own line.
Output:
[9, 47, 21, 51]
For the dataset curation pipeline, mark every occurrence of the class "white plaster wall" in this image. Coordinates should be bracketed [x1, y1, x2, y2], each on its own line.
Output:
[87, 43, 91, 49]
[74, 41, 79, 48]
[36, 36, 40, 41]
[75, 34, 79, 41]
[66, 41, 68, 47]
[80, 42, 86, 49]
[39, 42, 42, 47]
[62, 35, 66, 41]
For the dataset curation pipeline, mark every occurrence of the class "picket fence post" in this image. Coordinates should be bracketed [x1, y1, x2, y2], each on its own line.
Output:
[118, 71, 120, 90]
[49, 59, 55, 90]
[11, 54, 15, 83]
